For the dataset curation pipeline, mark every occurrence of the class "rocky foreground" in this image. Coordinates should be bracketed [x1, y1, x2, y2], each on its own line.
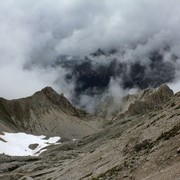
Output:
[0, 85, 180, 180]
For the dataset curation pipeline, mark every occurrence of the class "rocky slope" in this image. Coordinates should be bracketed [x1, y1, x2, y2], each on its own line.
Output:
[0, 85, 180, 180]
[115, 84, 174, 118]
[95, 84, 174, 120]
[0, 87, 103, 139]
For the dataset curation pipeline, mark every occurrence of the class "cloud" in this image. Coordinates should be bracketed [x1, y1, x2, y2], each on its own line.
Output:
[0, 63, 59, 99]
[0, 0, 180, 113]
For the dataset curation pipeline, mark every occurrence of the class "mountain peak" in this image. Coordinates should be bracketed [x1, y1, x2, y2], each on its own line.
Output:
[157, 84, 173, 95]
[123, 84, 174, 116]
[90, 48, 105, 56]
[40, 86, 60, 99]
[0, 86, 96, 138]
[32, 86, 89, 117]
[41, 86, 56, 93]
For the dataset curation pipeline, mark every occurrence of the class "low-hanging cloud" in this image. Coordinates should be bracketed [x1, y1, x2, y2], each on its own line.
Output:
[0, 0, 180, 113]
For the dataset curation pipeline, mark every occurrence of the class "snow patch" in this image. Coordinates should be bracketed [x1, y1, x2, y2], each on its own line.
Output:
[0, 132, 61, 156]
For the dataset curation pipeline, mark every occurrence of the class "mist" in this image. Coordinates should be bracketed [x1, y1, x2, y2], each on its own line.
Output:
[0, 0, 180, 113]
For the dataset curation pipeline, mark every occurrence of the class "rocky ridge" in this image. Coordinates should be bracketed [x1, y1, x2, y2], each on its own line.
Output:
[0, 87, 103, 139]
[116, 84, 174, 118]
[95, 84, 174, 120]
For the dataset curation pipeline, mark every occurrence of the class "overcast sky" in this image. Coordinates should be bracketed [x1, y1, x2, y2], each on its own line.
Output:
[0, 0, 180, 100]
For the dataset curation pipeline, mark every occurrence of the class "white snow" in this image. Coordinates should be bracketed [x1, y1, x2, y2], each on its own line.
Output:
[0, 132, 61, 156]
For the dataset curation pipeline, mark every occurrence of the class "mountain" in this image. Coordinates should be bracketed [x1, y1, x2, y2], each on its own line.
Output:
[90, 48, 106, 56]
[115, 84, 174, 118]
[0, 85, 180, 179]
[95, 84, 174, 119]
[0, 87, 103, 139]
[52, 48, 175, 111]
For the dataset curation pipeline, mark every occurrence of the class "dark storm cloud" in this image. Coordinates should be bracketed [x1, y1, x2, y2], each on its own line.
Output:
[0, 0, 180, 113]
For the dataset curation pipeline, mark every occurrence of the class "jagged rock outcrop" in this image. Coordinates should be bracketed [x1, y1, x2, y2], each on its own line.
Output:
[95, 84, 174, 120]
[0, 87, 103, 139]
[122, 84, 174, 116]
[110, 84, 174, 120]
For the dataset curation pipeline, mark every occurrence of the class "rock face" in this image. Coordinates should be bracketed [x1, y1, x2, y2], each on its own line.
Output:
[0, 85, 180, 180]
[0, 87, 103, 139]
[95, 84, 174, 120]
[126, 84, 173, 114]
[113, 84, 174, 119]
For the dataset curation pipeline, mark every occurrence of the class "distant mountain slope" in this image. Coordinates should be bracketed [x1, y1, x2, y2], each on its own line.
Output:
[116, 84, 174, 118]
[0, 87, 103, 139]
[95, 84, 174, 120]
